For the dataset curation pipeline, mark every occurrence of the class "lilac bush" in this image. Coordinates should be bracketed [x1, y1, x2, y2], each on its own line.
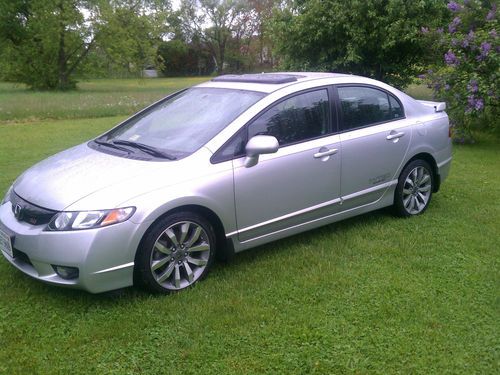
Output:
[420, 1, 498, 143]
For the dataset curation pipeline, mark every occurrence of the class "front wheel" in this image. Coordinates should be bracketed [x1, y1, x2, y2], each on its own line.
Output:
[394, 160, 434, 217]
[135, 212, 216, 293]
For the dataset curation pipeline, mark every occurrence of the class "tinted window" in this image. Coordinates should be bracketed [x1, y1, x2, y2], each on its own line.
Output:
[389, 95, 404, 119]
[248, 89, 329, 146]
[213, 129, 246, 162]
[338, 86, 403, 130]
[101, 88, 264, 159]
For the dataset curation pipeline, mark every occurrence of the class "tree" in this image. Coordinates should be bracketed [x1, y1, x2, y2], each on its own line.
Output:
[0, 0, 97, 89]
[157, 38, 215, 75]
[248, 0, 278, 66]
[421, 1, 499, 142]
[98, 0, 171, 76]
[179, 0, 251, 73]
[270, 0, 448, 87]
[0, 0, 170, 89]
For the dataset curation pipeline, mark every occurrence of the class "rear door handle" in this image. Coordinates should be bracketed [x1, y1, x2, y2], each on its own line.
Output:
[386, 131, 405, 140]
[313, 148, 338, 159]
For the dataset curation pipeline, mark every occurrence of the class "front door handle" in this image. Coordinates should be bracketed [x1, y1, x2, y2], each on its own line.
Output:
[313, 148, 338, 159]
[386, 131, 405, 140]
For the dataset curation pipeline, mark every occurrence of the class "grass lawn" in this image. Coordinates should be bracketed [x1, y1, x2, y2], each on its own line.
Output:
[0, 77, 209, 123]
[0, 78, 498, 374]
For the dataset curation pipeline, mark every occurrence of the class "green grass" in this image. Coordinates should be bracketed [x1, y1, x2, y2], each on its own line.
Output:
[0, 79, 498, 374]
[0, 77, 209, 123]
[405, 84, 434, 100]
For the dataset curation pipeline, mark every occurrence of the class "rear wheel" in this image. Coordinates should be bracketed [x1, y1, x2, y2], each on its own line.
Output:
[135, 212, 216, 293]
[394, 160, 434, 217]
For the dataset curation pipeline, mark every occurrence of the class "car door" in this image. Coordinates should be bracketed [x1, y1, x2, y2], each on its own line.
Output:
[335, 85, 412, 210]
[232, 88, 342, 242]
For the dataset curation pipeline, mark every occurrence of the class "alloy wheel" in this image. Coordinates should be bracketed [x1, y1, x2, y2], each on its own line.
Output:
[402, 166, 432, 215]
[150, 220, 211, 290]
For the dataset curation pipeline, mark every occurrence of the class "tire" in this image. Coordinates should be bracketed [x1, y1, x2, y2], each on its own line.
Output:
[135, 212, 216, 293]
[394, 159, 434, 217]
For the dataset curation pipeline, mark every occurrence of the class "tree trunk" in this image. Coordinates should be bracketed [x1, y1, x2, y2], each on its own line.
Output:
[57, 2, 69, 90]
[218, 41, 226, 74]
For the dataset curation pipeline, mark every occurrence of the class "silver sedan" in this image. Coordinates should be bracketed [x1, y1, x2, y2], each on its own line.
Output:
[0, 73, 452, 293]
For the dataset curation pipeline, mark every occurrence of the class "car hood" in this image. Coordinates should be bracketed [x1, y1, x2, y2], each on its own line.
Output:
[13, 143, 211, 211]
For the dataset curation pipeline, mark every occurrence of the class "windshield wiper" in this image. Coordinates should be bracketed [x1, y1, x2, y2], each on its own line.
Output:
[94, 139, 132, 154]
[111, 140, 177, 160]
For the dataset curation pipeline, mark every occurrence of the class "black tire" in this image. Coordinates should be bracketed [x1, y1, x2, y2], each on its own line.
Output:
[135, 211, 216, 294]
[394, 159, 434, 217]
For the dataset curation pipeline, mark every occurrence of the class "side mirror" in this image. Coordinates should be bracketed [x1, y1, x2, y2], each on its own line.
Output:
[244, 135, 279, 168]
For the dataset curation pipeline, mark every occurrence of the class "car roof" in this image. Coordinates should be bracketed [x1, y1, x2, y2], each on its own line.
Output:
[196, 71, 436, 120]
[196, 72, 352, 93]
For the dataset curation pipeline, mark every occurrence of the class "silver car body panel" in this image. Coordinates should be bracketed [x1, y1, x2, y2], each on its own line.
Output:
[233, 133, 342, 242]
[0, 73, 452, 292]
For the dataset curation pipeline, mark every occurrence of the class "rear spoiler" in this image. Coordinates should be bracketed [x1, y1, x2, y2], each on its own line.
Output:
[417, 100, 446, 112]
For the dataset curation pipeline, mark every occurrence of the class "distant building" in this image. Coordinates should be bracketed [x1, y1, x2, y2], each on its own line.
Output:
[142, 68, 158, 78]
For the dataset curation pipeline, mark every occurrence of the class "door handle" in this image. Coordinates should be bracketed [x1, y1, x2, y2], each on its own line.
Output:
[386, 131, 405, 140]
[313, 148, 338, 159]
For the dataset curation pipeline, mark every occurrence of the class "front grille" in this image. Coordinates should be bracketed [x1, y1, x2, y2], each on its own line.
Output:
[10, 191, 58, 226]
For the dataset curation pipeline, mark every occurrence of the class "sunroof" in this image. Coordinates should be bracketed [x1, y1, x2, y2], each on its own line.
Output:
[212, 73, 301, 84]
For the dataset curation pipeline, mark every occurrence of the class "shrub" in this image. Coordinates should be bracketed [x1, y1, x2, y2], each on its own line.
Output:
[420, 1, 499, 142]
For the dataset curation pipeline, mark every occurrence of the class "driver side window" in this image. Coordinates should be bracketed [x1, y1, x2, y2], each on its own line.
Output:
[211, 89, 331, 164]
[248, 89, 330, 146]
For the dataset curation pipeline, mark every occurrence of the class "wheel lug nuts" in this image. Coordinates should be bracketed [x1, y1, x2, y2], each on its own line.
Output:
[184, 252, 188, 256]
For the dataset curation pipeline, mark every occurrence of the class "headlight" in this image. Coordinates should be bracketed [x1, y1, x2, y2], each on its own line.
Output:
[1, 186, 13, 205]
[46, 207, 135, 231]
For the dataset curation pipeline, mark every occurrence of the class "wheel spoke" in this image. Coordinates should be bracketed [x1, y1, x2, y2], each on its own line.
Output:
[152, 256, 170, 271]
[403, 188, 412, 195]
[174, 264, 181, 288]
[412, 168, 418, 183]
[416, 167, 423, 185]
[419, 174, 430, 186]
[410, 196, 417, 212]
[414, 193, 422, 207]
[165, 228, 179, 247]
[183, 261, 194, 283]
[179, 222, 190, 244]
[419, 185, 431, 192]
[405, 178, 414, 187]
[186, 226, 202, 247]
[417, 196, 425, 211]
[187, 256, 208, 266]
[404, 195, 412, 208]
[188, 242, 210, 252]
[417, 192, 427, 203]
[154, 241, 172, 255]
[157, 262, 175, 283]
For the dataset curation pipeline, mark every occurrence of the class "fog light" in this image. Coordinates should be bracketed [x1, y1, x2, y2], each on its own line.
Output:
[52, 265, 79, 280]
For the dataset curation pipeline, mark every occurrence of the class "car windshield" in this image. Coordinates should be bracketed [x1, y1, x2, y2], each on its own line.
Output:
[98, 87, 265, 159]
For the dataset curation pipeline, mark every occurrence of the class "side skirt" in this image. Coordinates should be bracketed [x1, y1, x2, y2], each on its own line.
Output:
[228, 185, 396, 253]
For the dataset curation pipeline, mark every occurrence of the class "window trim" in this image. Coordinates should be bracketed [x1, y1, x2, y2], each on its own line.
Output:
[334, 84, 406, 133]
[211, 85, 338, 164]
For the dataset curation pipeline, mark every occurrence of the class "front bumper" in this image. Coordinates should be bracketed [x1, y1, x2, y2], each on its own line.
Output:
[0, 202, 145, 293]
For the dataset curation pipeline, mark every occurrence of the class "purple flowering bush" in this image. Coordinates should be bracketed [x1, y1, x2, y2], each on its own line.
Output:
[421, 1, 498, 143]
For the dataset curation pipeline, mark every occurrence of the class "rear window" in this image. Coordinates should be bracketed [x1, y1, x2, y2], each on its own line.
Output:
[338, 86, 404, 131]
